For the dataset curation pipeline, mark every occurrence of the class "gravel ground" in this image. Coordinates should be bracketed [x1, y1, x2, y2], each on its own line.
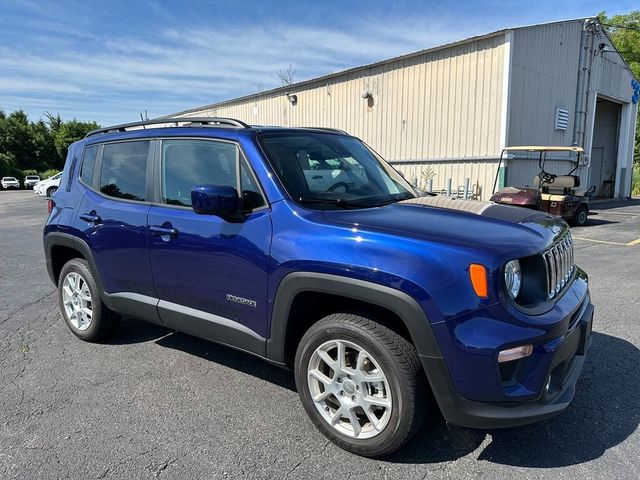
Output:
[1, 190, 638, 479]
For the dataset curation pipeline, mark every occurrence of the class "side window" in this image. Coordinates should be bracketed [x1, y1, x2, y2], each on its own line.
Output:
[240, 157, 266, 210]
[99, 141, 149, 201]
[81, 145, 98, 185]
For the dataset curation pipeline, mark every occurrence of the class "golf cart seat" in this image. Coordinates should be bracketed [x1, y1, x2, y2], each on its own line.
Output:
[540, 193, 568, 202]
[534, 174, 580, 193]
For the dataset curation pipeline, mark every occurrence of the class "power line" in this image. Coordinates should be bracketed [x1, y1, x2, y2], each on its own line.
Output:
[600, 22, 640, 32]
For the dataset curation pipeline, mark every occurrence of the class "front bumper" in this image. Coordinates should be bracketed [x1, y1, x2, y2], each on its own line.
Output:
[423, 275, 593, 429]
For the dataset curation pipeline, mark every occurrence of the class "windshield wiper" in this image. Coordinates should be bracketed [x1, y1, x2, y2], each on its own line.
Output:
[298, 197, 365, 208]
[370, 192, 415, 207]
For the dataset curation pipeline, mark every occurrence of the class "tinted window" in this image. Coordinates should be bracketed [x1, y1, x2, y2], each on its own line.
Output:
[258, 133, 414, 208]
[81, 146, 98, 185]
[99, 141, 149, 201]
[240, 157, 266, 210]
[162, 139, 238, 207]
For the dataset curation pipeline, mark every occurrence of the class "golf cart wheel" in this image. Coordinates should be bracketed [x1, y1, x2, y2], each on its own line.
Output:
[570, 205, 588, 227]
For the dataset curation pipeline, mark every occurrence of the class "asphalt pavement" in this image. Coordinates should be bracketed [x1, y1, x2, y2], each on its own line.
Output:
[1, 189, 639, 479]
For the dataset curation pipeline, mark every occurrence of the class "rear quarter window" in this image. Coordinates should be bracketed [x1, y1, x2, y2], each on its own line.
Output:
[81, 146, 99, 185]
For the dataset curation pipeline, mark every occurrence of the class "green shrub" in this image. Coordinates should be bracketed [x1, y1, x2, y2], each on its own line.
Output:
[632, 162, 640, 197]
[40, 168, 61, 179]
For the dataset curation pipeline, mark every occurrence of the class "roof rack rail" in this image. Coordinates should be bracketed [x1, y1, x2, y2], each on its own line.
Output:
[84, 117, 250, 138]
[307, 127, 349, 135]
[298, 127, 349, 135]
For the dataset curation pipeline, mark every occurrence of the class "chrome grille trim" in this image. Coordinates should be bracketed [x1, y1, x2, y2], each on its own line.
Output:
[544, 233, 574, 299]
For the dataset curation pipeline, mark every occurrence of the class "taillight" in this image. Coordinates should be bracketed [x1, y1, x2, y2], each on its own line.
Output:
[47, 199, 55, 214]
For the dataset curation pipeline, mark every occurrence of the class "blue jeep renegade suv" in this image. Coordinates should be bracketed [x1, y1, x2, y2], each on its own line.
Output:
[44, 117, 593, 457]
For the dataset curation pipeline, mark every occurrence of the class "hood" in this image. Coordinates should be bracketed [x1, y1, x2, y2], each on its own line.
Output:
[322, 196, 568, 258]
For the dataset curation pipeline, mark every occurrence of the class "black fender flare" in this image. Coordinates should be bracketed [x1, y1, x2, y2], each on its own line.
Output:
[44, 231, 104, 294]
[266, 272, 444, 364]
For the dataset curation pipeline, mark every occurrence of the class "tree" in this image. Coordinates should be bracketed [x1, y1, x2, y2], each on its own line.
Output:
[54, 119, 100, 162]
[599, 11, 640, 166]
[33, 119, 60, 169]
[1, 110, 39, 171]
[276, 64, 296, 86]
[0, 108, 101, 177]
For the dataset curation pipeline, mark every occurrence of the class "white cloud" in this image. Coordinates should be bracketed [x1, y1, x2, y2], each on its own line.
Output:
[0, 15, 488, 125]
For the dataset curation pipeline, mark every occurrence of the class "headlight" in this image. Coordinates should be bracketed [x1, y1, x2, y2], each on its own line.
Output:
[504, 259, 521, 299]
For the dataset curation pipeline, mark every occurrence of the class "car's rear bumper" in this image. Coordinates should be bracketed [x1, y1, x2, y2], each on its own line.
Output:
[423, 298, 593, 429]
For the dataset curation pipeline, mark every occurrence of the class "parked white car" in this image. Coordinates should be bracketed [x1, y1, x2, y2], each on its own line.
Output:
[35, 173, 62, 197]
[23, 175, 41, 189]
[1, 177, 20, 189]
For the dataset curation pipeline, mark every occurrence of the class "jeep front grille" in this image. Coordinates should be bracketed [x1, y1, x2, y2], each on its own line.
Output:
[542, 232, 574, 299]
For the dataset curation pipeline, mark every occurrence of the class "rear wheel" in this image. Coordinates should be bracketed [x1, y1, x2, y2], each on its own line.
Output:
[47, 186, 58, 197]
[58, 258, 120, 342]
[295, 313, 427, 457]
[570, 205, 588, 227]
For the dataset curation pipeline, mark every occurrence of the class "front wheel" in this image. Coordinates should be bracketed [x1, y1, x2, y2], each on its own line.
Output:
[295, 313, 427, 457]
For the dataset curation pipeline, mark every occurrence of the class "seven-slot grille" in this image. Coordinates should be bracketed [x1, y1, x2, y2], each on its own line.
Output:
[542, 232, 575, 299]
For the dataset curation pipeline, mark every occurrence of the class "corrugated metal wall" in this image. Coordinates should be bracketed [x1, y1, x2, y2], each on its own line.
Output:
[507, 21, 582, 149]
[506, 20, 636, 194]
[179, 34, 507, 199]
[506, 21, 586, 189]
[593, 34, 635, 103]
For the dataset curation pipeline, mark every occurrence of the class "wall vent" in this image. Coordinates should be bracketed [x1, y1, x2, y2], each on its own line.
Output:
[555, 107, 569, 131]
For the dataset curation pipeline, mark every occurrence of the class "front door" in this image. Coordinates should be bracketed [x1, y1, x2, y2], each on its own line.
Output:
[148, 138, 271, 354]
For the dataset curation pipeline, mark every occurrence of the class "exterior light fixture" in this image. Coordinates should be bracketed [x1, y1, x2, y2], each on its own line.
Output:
[287, 94, 298, 105]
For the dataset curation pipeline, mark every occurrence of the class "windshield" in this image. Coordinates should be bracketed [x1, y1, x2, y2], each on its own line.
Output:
[258, 133, 415, 209]
[26, 176, 39, 180]
[4, 177, 17, 181]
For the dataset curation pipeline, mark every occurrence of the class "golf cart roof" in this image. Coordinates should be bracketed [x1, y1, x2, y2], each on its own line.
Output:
[502, 146, 584, 153]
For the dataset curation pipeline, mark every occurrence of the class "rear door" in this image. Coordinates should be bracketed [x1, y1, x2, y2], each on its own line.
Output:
[147, 138, 272, 353]
[73, 140, 157, 317]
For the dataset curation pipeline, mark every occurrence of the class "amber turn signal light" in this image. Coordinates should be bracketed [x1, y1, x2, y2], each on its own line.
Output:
[469, 264, 488, 298]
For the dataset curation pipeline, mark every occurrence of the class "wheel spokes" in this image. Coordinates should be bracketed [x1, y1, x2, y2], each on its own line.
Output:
[61, 271, 93, 331]
[307, 339, 392, 440]
[309, 368, 333, 386]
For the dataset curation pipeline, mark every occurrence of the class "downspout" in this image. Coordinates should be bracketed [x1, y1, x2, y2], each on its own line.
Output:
[581, 22, 597, 149]
[572, 20, 588, 147]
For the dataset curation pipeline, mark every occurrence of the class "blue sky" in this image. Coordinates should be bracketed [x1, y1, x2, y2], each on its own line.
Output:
[0, 0, 636, 126]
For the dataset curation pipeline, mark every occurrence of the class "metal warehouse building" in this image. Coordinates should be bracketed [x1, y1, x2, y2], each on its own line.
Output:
[168, 18, 638, 200]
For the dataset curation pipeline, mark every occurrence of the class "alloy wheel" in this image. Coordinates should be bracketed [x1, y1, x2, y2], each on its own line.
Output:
[61, 272, 93, 331]
[307, 339, 392, 439]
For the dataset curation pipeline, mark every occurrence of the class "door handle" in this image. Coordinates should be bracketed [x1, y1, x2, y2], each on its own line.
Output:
[80, 212, 101, 224]
[150, 225, 179, 239]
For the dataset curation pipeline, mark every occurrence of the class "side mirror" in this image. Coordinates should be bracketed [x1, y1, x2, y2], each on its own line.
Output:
[191, 185, 240, 217]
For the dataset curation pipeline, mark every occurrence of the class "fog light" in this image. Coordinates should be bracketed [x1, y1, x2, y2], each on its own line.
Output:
[497, 344, 533, 363]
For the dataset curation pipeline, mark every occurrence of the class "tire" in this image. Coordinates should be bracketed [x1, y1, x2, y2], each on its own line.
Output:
[47, 186, 58, 197]
[294, 313, 427, 457]
[570, 205, 588, 227]
[58, 258, 120, 342]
